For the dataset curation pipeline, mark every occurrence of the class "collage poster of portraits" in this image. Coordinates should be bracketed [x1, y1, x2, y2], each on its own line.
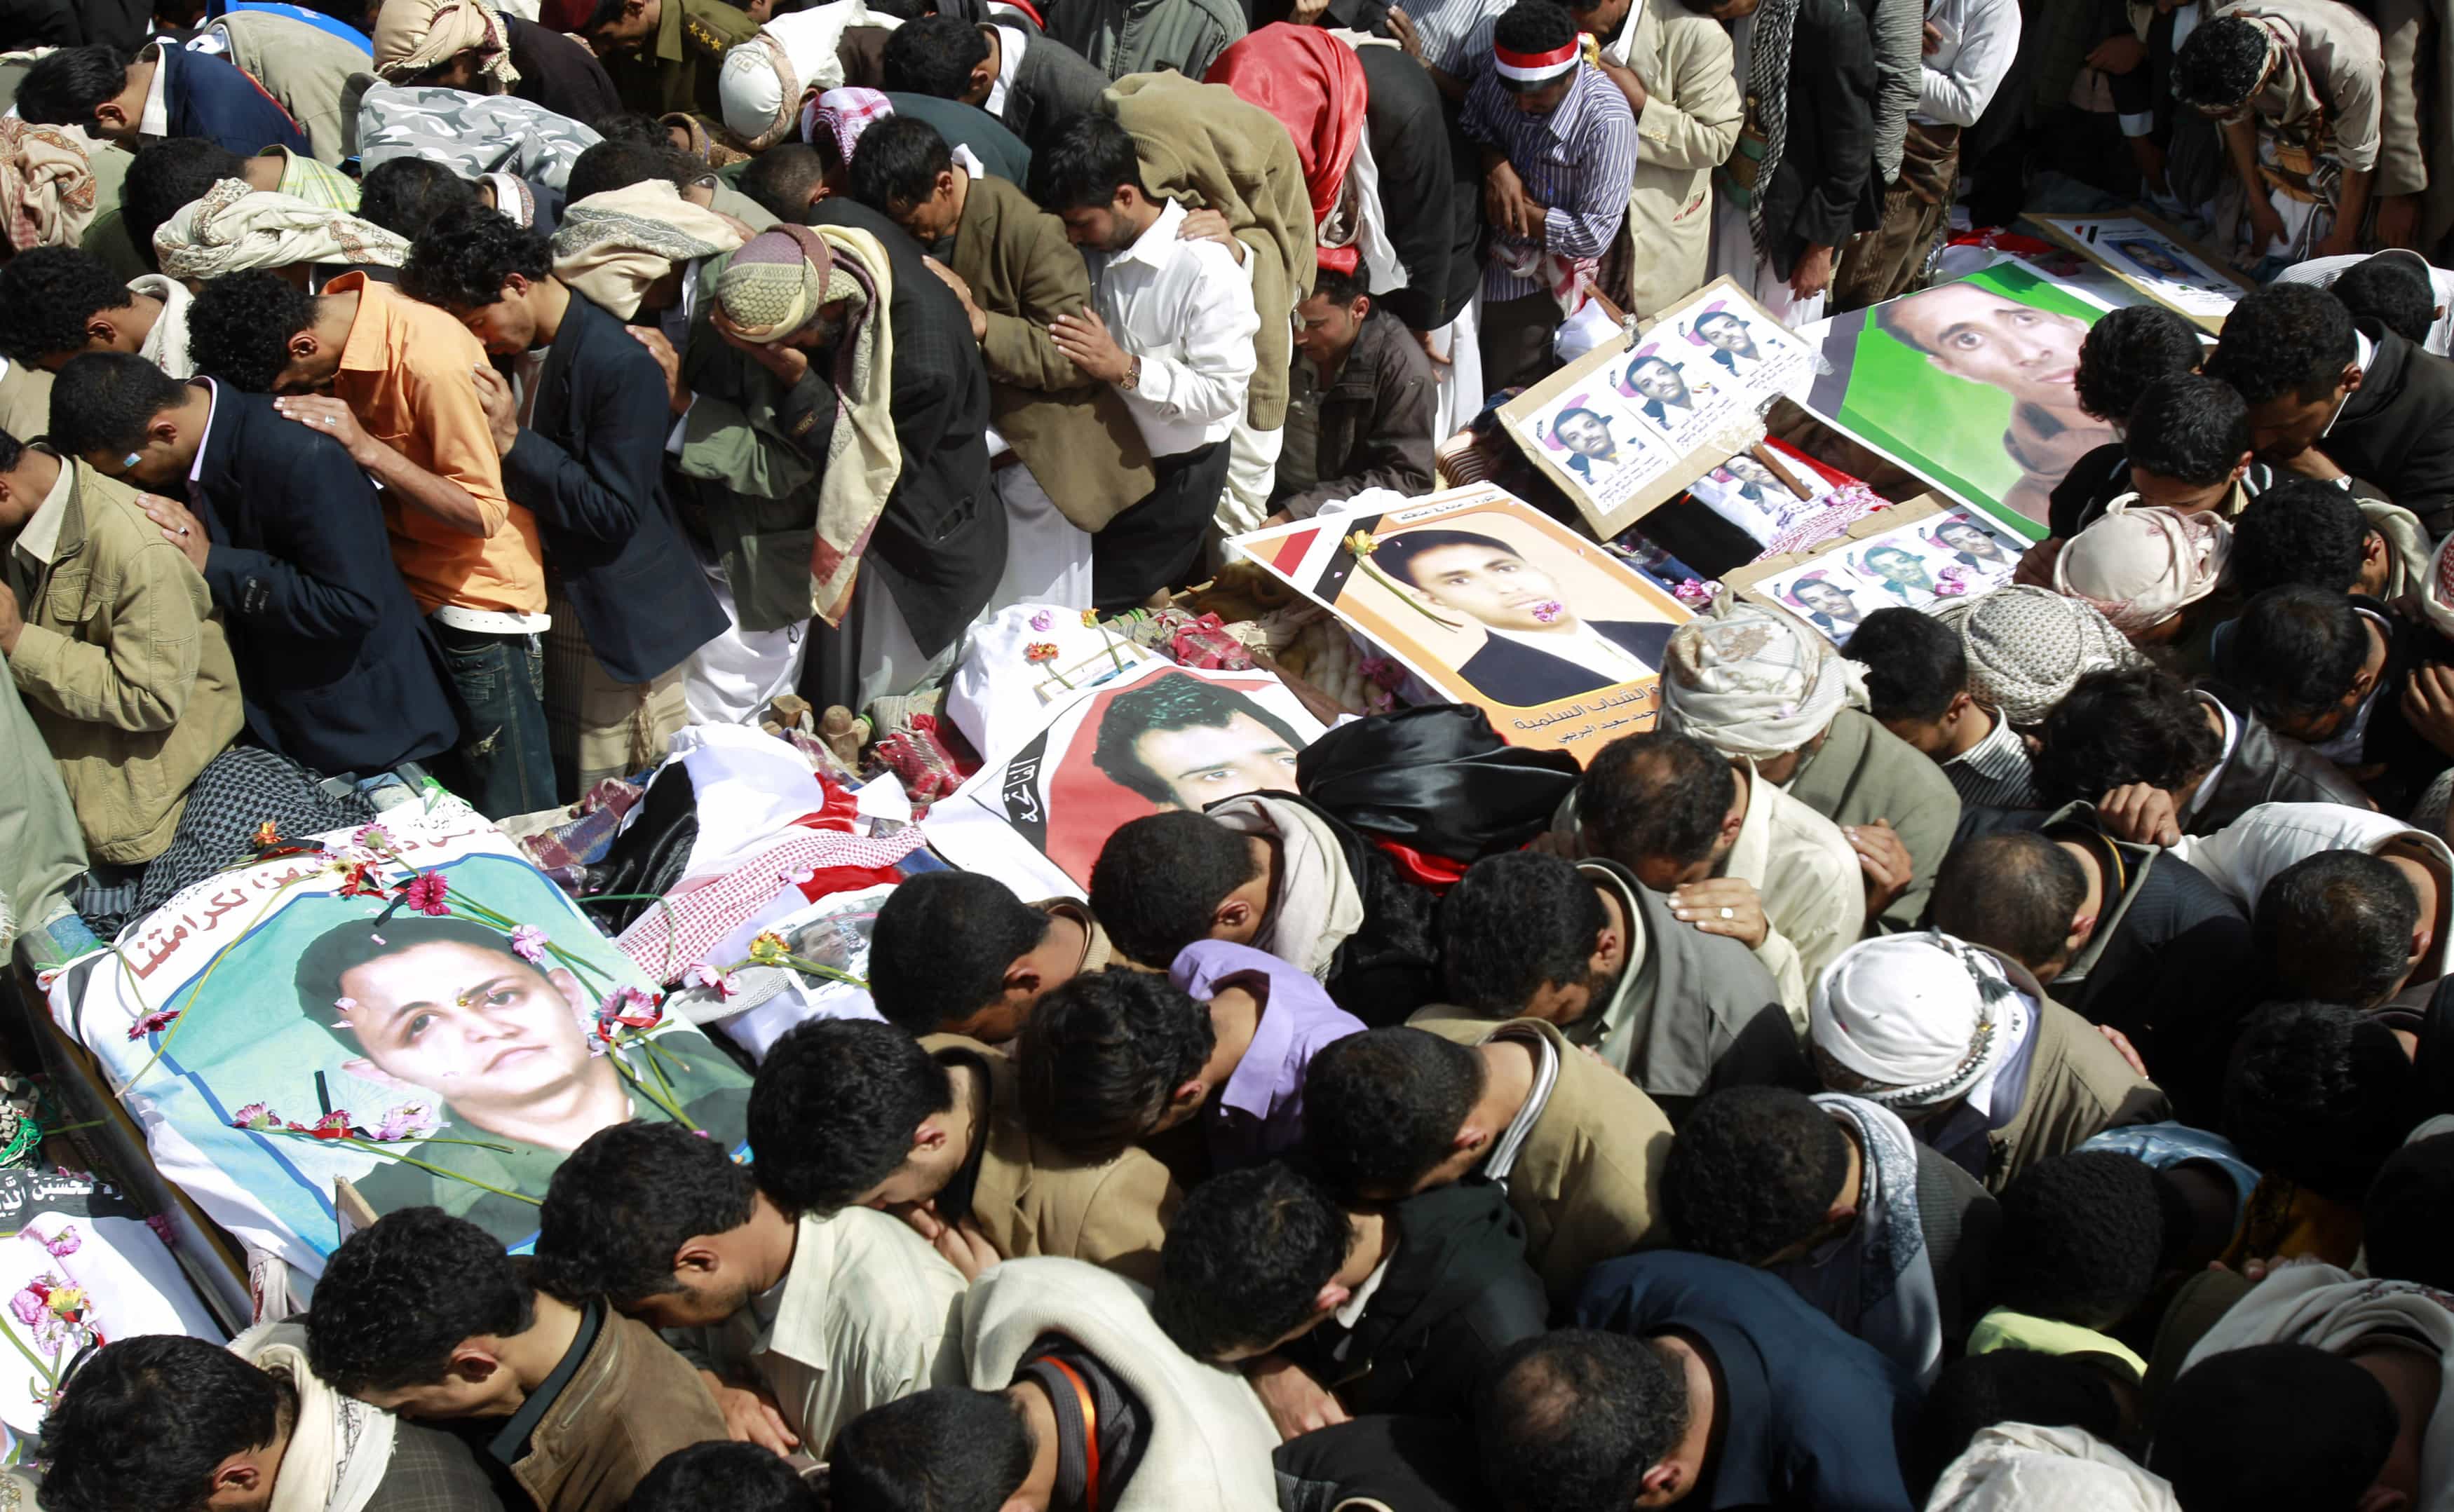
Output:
[48, 808, 752, 1280]
[1797, 259, 2129, 540]
[2030, 211, 2251, 330]
[1744, 505, 2026, 643]
[923, 660, 1330, 901]
[1229, 486, 1691, 761]
[1501, 278, 1820, 538]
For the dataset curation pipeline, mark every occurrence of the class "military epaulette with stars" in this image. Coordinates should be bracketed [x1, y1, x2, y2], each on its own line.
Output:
[685, 14, 732, 55]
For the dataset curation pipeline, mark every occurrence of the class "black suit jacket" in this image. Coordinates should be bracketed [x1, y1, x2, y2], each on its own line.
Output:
[999, 26, 1110, 154]
[1453, 619, 1674, 705]
[1758, 0, 1880, 280]
[191, 388, 459, 776]
[804, 198, 1004, 656]
[499, 289, 727, 685]
[506, 16, 623, 128]
[1356, 43, 1478, 334]
[2331, 322, 2454, 537]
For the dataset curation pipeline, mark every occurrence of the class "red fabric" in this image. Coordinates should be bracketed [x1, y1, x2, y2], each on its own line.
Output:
[536, 0, 595, 32]
[1203, 24, 1367, 258]
[1375, 838, 1470, 894]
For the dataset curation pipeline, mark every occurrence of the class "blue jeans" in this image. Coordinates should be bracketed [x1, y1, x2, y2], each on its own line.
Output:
[433, 620, 556, 820]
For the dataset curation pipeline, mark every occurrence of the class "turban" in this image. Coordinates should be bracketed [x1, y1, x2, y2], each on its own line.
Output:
[372, 0, 522, 93]
[1660, 599, 1867, 761]
[720, 3, 902, 151]
[714, 224, 845, 342]
[548, 179, 747, 320]
[155, 179, 409, 280]
[2053, 500, 2232, 636]
[805, 87, 894, 167]
[0, 116, 96, 254]
[1810, 931, 2027, 1112]
[1946, 585, 2147, 727]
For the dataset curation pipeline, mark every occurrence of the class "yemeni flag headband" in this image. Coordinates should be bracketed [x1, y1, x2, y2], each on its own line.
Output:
[1494, 38, 1580, 83]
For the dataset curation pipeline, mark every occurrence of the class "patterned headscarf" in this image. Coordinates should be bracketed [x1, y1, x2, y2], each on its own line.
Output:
[715, 224, 841, 342]
[155, 179, 409, 280]
[548, 179, 747, 319]
[804, 88, 893, 168]
[1660, 598, 1868, 760]
[1810, 931, 2028, 1112]
[0, 117, 96, 254]
[1947, 585, 2148, 726]
[2053, 500, 2233, 636]
[1744, 0, 1803, 266]
[372, 0, 522, 93]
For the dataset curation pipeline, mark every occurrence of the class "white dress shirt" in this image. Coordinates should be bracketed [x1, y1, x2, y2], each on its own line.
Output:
[1723, 762, 1867, 1028]
[139, 43, 175, 138]
[1087, 196, 1259, 458]
[1913, 0, 2021, 127]
[986, 24, 1026, 116]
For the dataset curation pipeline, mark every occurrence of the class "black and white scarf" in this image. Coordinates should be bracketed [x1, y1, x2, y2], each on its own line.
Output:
[1745, 0, 1803, 266]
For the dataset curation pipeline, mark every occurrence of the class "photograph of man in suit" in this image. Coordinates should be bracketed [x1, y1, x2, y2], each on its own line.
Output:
[1690, 308, 1763, 375]
[1616, 352, 1711, 428]
[1374, 528, 1675, 704]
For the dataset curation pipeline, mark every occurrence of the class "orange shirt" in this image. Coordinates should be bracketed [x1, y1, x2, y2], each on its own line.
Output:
[327, 272, 546, 618]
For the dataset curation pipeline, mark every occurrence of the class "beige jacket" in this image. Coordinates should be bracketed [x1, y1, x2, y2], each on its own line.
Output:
[2211, 0, 2385, 172]
[0, 359, 50, 442]
[205, 11, 366, 165]
[692, 1208, 968, 1453]
[1604, 0, 1743, 319]
[8, 456, 243, 864]
[1988, 997, 2171, 1192]
[511, 1309, 730, 1512]
[923, 1035, 1181, 1288]
[1410, 1016, 1673, 1298]
[1726, 761, 1865, 1027]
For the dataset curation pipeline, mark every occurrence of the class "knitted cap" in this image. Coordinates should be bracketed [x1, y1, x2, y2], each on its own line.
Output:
[715, 225, 833, 342]
[1948, 585, 2146, 727]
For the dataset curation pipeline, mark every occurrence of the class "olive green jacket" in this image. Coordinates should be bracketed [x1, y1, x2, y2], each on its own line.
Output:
[8, 456, 243, 864]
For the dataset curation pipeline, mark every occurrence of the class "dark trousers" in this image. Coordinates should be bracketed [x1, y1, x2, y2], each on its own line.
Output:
[1479, 291, 1560, 395]
[1092, 439, 1230, 613]
[433, 620, 557, 819]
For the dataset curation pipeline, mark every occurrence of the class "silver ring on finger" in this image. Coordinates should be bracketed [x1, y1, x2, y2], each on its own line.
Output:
[1719, 906, 1734, 920]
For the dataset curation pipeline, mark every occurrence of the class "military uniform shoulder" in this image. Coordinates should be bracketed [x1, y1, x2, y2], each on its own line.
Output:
[682, 0, 759, 52]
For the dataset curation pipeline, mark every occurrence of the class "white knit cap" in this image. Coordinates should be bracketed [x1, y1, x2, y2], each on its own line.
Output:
[1660, 599, 1869, 761]
[1810, 931, 2013, 1109]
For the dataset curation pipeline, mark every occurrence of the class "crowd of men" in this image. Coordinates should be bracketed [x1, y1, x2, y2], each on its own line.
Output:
[6, 0, 2454, 1506]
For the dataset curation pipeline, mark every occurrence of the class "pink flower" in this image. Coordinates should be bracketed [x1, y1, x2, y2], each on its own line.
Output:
[508, 925, 550, 965]
[40, 1226, 79, 1258]
[595, 986, 664, 1041]
[304, 1111, 354, 1141]
[353, 824, 396, 854]
[8, 1288, 43, 1330]
[231, 1103, 276, 1130]
[684, 962, 740, 999]
[372, 1102, 441, 1142]
[399, 871, 449, 916]
[126, 1009, 179, 1042]
[1530, 599, 1565, 625]
[1029, 609, 1053, 632]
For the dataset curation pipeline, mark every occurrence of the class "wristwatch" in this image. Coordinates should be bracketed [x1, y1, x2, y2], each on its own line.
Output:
[1120, 355, 1141, 392]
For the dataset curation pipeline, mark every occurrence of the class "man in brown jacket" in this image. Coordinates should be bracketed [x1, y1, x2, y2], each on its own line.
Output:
[0, 427, 240, 866]
[844, 116, 1156, 607]
[750, 1017, 1179, 1288]
[307, 1206, 728, 1512]
[1301, 1021, 1674, 1302]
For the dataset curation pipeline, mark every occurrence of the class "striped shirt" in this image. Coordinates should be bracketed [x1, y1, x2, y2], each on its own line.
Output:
[1460, 62, 1639, 302]
[1943, 707, 2038, 810]
[1405, 0, 1512, 76]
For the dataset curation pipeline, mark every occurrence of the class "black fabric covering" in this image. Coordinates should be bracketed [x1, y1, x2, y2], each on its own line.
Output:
[1296, 703, 1580, 864]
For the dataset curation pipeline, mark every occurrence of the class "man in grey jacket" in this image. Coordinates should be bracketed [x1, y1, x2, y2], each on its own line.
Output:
[1271, 267, 1439, 521]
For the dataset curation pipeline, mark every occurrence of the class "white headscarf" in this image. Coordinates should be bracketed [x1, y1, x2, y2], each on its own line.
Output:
[1928, 1424, 2181, 1512]
[230, 1320, 398, 1512]
[2054, 499, 2233, 636]
[1660, 599, 1867, 761]
[1810, 930, 2028, 1111]
[154, 179, 409, 280]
